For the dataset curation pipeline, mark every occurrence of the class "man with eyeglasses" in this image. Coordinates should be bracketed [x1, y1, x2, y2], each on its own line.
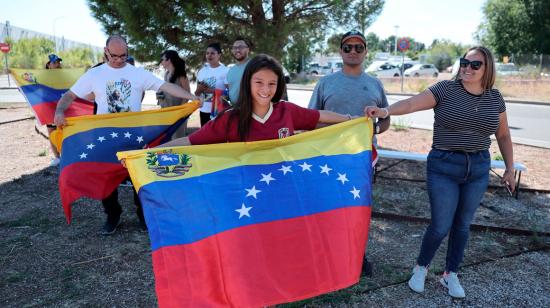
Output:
[54, 35, 198, 235]
[224, 37, 252, 104]
[308, 30, 390, 277]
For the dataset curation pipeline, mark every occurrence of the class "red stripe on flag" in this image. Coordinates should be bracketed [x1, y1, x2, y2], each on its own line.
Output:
[152, 206, 371, 307]
[33, 98, 94, 125]
[59, 162, 128, 223]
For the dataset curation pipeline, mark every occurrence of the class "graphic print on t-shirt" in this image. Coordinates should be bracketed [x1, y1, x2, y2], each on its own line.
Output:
[106, 79, 132, 113]
[201, 76, 217, 102]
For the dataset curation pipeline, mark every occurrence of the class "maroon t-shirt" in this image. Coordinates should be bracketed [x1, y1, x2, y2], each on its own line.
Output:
[189, 101, 320, 144]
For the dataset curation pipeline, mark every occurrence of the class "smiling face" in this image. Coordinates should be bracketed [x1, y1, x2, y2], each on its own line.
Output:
[250, 68, 278, 114]
[460, 50, 485, 86]
[231, 40, 250, 62]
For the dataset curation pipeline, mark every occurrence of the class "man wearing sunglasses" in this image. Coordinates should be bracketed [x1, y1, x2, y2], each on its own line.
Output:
[53, 35, 199, 236]
[308, 30, 390, 277]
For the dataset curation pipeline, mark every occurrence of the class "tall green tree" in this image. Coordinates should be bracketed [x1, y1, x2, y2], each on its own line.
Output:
[477, 0, 550, 57]
[87, 0, 384, 70]
[426, 39, 467, 71]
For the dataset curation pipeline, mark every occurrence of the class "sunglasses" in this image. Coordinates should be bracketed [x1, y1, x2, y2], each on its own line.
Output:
[459, 58, 483, 70]
[342, 44, 365, 53]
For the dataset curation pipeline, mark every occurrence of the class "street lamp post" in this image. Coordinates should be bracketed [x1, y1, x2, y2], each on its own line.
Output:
[394, 25, 399, 55]
[52, 16, 66, 52]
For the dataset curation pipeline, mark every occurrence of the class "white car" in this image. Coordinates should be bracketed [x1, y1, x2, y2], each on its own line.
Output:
[404, 64, 439, 77]
[365, 62, 400, 78]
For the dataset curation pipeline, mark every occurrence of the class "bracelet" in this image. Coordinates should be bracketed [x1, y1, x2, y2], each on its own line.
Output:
[381, 108, 389, 119]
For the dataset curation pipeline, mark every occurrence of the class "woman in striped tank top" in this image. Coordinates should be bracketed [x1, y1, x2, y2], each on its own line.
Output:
[366, 46, 515, 299]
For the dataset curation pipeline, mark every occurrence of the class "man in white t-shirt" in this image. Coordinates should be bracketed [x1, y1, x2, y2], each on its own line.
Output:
[54, 35, 198, 235]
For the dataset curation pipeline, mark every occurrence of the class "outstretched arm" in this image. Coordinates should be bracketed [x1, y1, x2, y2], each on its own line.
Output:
[54, 90, 78, 127]
[365, 90, 437, 119]
[318, 110, 353, 124]
[160, 82, 199, 101]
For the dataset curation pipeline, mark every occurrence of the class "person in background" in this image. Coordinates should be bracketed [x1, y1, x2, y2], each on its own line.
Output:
[157, 50, 192, 138]
[45, 54, 63, 166]
[308, 30, 390, 277]
[126, 56, 135, 66]
[54, 35, 199, 235]
[161, 54, 354, 147]
[366, 46, 515, 299]
[225, 37, 252, 104]
[194, 42, 228, 126]
[45, 54, 62, 69]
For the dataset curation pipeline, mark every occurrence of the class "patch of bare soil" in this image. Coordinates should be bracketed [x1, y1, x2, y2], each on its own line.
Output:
[0, 106, 548, 307]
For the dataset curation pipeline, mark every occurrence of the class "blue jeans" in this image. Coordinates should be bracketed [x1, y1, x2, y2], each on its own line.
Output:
[416, 149, 490, 272]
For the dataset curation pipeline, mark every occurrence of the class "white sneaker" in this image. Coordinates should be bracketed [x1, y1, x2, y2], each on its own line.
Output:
[408, 265, 428, 293]
[49, 158, 60, 167]
[440, 271, 465, 298]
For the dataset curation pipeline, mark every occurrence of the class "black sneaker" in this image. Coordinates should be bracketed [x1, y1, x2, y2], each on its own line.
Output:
[101, 213, 121, 236]
[361, 257, 373, 277]
[136, 209, 147, 232]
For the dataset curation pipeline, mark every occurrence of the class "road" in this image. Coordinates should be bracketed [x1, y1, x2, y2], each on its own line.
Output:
[287, 89, 550, 149]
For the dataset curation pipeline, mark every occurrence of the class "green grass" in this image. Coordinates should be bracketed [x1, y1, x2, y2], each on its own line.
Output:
[391, 118, 411, 131]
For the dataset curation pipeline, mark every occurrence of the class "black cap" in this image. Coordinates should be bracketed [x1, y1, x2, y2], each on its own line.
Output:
[340, 30, 367, 47]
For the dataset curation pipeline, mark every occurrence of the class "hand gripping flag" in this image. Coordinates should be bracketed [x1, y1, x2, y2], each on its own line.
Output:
[11, 68, 94, 125]
[51, 102, 199, 223]
[117, 118, 374, 307]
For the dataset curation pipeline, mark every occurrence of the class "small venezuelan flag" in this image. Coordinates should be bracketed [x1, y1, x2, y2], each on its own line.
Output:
[51, 103, 199, 223]
[11, 68, 94, 125]
[118, 118, 374, 308]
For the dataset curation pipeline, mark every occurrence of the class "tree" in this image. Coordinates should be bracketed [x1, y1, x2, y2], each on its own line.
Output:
[348, 0, 384, 34]
[1, 37, 100, 69]
[477, 0, 550, 57]
[426, 39, 467, 71]
[87, 0, 385, 71]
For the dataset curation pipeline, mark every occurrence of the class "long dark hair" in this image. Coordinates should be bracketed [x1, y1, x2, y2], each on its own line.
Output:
[161, 50, 187, 83]
[232, 54, 286, 141]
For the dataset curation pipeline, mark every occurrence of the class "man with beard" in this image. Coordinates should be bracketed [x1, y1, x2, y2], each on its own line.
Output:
[308, 30, 391, 277]
[224, 37, 252, 104]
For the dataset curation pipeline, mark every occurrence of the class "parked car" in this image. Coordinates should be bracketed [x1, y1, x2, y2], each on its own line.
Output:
[404, 64, 439, 77]
[365, 62, 400, 78]
[496, 63, 520, 76]
[397, 61, 419, 73]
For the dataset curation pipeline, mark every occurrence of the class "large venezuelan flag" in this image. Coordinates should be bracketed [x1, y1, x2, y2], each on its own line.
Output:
[51, 103, 199, 223]
[11, 68, 94, 125]
[118, 118, 374, 307]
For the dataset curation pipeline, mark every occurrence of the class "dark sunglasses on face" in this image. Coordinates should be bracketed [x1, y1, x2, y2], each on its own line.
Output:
[342, 44, 365, 53]
[459, 58, 483, 70]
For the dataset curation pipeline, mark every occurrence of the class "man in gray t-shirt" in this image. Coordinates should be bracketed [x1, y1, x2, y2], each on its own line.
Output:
[308, 30, 390, 138]
[308, 30, 391, 277]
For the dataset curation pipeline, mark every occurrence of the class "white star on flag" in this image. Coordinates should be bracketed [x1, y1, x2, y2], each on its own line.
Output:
[86, 143, 96, 150]
[245, 186, 262, 199]
[235, 203, 252, 219]
[320, 164, 332, 175]
[260, 173, 275, 185]
[350, 186, 360, 199]
[278, 165, 293, 175]
[124, 131, 132, 138]
[337, 173, 349, 184]
[79, 152, 88, 159]
[299, 162, 312, 171]
[110, 132, 118, 138]
[97, 136, 106, 142]
[136, 136, 144, 143]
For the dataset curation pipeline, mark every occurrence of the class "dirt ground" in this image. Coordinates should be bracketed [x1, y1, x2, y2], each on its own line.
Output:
[1, 105, 549, 307]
